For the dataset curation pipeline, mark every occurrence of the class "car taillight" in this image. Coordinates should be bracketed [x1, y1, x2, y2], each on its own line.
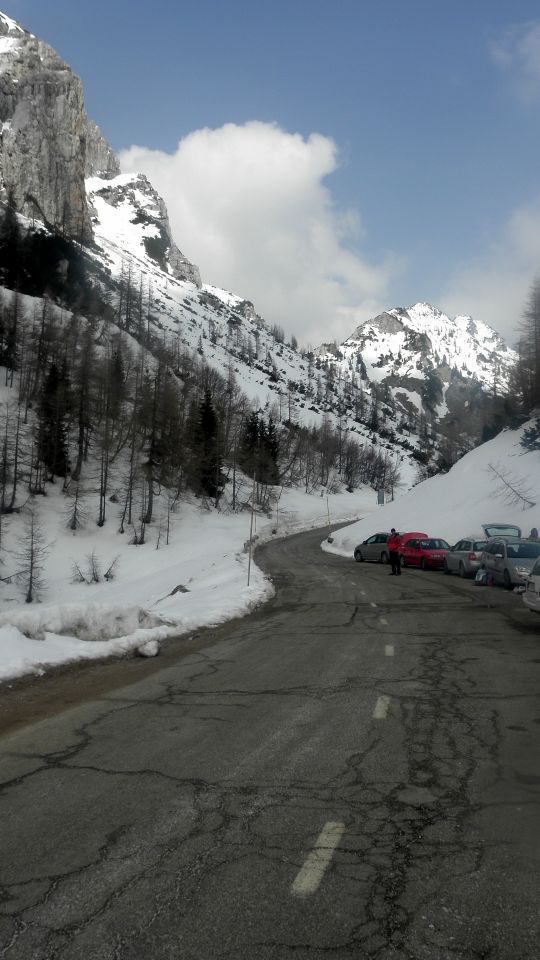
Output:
[468, 552, 477, 560]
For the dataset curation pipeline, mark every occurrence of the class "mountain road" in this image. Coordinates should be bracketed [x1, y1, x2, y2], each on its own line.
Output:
[0, 524, 539, 959]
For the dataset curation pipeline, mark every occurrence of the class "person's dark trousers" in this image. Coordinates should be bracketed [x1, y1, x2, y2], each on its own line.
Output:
[389, 550, 401, 575]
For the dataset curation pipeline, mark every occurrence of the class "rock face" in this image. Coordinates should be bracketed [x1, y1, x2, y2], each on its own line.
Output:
[0, 10, 201, 286]
[0, 12, 93, 242]
[85, 119, 120, 180]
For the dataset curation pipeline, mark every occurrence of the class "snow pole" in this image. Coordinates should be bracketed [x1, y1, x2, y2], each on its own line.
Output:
[247, 470, 256, 586]
[326, 495, 334, 544]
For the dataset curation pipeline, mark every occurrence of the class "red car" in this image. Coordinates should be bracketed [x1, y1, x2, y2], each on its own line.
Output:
[400, 534, 450, 570]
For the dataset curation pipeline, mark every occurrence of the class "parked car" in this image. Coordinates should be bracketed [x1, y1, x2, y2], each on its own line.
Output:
[445, 537, 488, 577]
[481, 538, 540, 589]
[401, 536, 450, 570]
[354, 532, 391, 564]
[523, 557, 540, 613]
[397, 532, 428, 568]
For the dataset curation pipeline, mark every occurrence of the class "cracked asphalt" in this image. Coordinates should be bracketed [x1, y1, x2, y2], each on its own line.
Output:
[1, 525, 539, 959]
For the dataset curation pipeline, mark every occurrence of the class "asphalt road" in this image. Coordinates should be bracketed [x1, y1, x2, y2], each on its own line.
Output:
[1, 525, 539, 960]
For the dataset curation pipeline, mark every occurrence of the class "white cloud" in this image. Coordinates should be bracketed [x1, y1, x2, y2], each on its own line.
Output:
[439, 197, 540, 344]
[490, 20, 540, 99]
[120, 122, 397, 347]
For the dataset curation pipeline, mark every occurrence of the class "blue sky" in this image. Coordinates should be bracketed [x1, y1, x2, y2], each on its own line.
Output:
[4, 0, 540, 345]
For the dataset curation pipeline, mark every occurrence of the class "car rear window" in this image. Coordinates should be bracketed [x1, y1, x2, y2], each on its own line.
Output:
[483, 524, 521, 537]
[419, 539, 449, 549]
[473, 541, 487, 551]
[506, 542, 540, 559]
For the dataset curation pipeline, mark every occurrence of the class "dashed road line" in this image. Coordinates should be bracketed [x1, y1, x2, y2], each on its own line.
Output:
[379, 617, 388, 625]
[291, 821, 345, 897]
[385, 644, 394, 657]
[370, 602, 377, 608]
[373, 695, 391, 719]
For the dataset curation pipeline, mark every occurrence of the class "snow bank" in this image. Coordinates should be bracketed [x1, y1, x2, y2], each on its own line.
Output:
[324, 422, 540, 559]
[0, 486, 368, 682]
[0, 602, 161, 642]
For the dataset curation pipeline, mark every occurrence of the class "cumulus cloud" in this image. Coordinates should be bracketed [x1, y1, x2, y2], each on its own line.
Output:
[490, 20, 540, 99]
[439, 197, 540, 344]
[120, 122, 397, 347]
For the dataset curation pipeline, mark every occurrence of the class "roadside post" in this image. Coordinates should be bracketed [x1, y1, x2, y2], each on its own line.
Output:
[247, 470, 256, 586]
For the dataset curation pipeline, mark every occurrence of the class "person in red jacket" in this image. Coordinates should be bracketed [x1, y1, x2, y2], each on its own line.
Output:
[387, 528, 401, 575]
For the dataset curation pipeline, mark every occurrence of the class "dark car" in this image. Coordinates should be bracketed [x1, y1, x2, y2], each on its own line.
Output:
[354, 532, 391, 564]
[401, 537, 450, 570]
[445, 537, 488, 577]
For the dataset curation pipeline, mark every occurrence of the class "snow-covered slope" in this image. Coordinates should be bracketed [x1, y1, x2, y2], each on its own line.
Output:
[87, 171, 423, 479]
[86, 170, 518, 484]
[2, 419, 538, 683]
[326, 419, 540, 555]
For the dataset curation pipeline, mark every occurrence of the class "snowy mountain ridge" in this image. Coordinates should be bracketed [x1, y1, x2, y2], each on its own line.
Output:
[1, 7, 517, 479]
[341, 302, 514, 390]
[0, 11, 26, 36]
[85, 173, 516, 471]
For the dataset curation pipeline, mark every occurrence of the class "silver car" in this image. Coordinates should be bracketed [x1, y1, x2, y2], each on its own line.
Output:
[444, 537, 487, 578]
[523, 557, 540, 614]
[354, 532, 390, 564]
[481, 538, 540, 589]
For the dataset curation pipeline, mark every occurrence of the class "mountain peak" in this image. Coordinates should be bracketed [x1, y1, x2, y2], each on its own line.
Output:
[0, 11, 27, 36]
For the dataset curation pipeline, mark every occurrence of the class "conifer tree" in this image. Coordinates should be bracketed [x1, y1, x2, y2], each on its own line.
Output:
[195, 390, 224, 502]
[0, 188, 21, 289]
[37, 362, 70, 479]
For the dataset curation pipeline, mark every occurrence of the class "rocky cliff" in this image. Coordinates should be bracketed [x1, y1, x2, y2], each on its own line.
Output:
[0, 11, 94, 242]
[85, 119, 121, 180]
[0, 9, 201, 285]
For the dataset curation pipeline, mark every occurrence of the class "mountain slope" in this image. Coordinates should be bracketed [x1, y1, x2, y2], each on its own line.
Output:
[1, 7, 517, 491]
[318, 302, 516, 449]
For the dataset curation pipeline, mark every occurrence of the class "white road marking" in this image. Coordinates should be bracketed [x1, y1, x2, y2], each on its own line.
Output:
[380, 617, 388, 625]
[370, 602, 377, 608]
[360, 590, 366, 595]
[291, 821, 345, 897]
[385, 644, 394, 657]
[373, 695, 391, 719]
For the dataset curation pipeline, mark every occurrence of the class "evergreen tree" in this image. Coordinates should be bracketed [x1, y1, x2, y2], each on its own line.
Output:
[517, 276, 540, 411]
[195, 391, 224, 502]
[239, 410, 261, 478]
[37, 362, 70, 479]
[0, 188, 21, 289]
[239, 411, 280, 485]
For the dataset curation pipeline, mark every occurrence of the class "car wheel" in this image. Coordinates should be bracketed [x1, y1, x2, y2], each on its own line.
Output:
[459, 561, 467, 578]
[421, 558, 427, 571]
[354, 549, 364, 562]
[503, 569, 512, 590]
[400, 554, 406, 567]
[380, 551, 389, 564]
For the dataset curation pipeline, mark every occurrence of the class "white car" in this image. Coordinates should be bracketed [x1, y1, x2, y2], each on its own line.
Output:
[523, 557, 540, 614]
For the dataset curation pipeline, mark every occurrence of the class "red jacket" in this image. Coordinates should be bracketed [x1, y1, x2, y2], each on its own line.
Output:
[387, 533, 401, 551]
